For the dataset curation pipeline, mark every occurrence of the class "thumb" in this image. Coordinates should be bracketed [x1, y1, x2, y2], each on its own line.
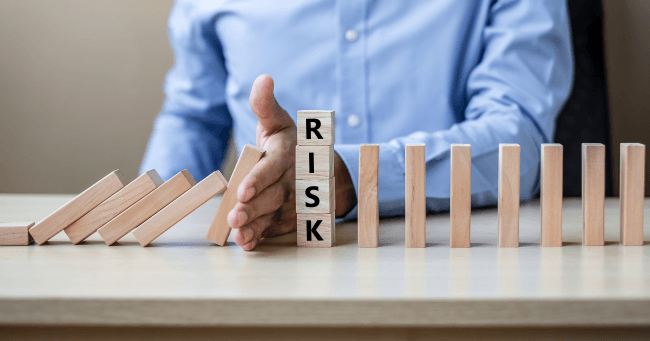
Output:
[249, 74, 294, 134]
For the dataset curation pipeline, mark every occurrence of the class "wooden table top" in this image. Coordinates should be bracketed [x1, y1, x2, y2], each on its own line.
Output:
[0, 194, 649, 327]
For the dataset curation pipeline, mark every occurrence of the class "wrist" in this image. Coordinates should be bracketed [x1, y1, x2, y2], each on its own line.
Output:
[334, 151, 357, 217]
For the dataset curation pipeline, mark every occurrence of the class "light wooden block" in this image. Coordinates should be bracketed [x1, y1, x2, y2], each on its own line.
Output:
[134, 171, 228, 247]
[97, 170, 196, 245]
[297, 212, 335, 247]
[582, 143, 605, 246]
[405, 144, 426, 248]
[296, 177, 335, 214]
[295, 145, 334, 179]
[450, 144, 471, 248]
[64, 170, 164, 244]
[541, 144, 563, 247]
[498, 144, 520, 248]
[30, 170, 127, 245]
[206, 144, 266, 246]
[297, 110, 335, 146]
[358, 144, 379, 248]
[0, 222, 34, 246]
[620, 143, 645, 246]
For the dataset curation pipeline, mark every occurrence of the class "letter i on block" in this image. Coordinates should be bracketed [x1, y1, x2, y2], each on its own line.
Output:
[541, 144, 563, 247]
[582, 143, 605, 246]
[450, 144, 471, 248]
[498, 144, 520, 248]
[620, 143, 645, 246]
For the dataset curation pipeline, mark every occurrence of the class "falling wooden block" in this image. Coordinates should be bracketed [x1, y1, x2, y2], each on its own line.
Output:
[206, 144, 266, 246]
[134, 171, 228, 246]
[97, 170, 195, 245]
[30, 170, 127, 245]
[296, 177, 335, 214]
[0, 222, 34, 246]
[620, 143, 645, 246]
[358, 144, 379, 248]
[297, 110, 335, 146]
[498, 144, 520, 248]
[450, 144, 471, 248]
[541, 144, 563, 247]
[295, 145, 334, 179]
[297, 212, 335, 247]
[64, 170, 164, 244]
[582, 143, 605, 246]
[405, 144, 426, 248]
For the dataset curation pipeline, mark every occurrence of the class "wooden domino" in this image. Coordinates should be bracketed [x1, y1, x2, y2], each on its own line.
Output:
[582, 143, 605, 246]
[295, 145, 334, 179]
[0, 222, 34, 246]
[498, 144, 520, 248]
[405, 144, 426, 248]
[450, 144, 471, 248]
[30, 170, 127, 245]
[297, 212, 335, 247]
[206, 144, 265, 246]
[620, 143, 645, 246]
[297, 110, 335, 146]
[296, 177, 335, 214]
[134, 171, 228, 246]
[64, 170, 163, 244]
[97, 170, 196, 245]
[358, 144, 379, 248]
[541, 144, 563, 247]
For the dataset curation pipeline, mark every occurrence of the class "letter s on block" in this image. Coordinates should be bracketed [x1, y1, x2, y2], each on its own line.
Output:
[305, 186, 320, 207]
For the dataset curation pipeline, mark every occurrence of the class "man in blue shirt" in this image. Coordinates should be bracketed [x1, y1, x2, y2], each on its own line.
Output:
[141, 1, 573, 250]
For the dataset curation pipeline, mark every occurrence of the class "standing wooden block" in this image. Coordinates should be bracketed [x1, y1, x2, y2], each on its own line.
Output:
[405, 144, 426, 248]
[297, 212, 335, 247]
[296, 177, 336, 214]
[450, 144, 471, 248]
[64, 170, 164, 244]
[0, 222, 34, 246]
[297, 110, 335, 146]
[498, 144, 520, 248]
[30, 170, 127, 245]
[295, 145, 334, 179]
[541, 144, 563, 247]
[582, 143, 605, 246]
[134, 171, 228, 246]
[206, 144, 266, 246]
[97, 170, 196, 245]
[620, 143, 645, 246]
[358, 144, 379, 248]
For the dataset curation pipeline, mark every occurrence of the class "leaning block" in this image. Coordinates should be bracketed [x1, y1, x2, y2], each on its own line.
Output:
[134, 171, 228, 246]
[30, 170, 127, 245]
[620, 143, 645, 246]
[297, 212, 335, 247]
[541, 144, 563, 247]
[358, 144, 379, 248]
[296, 177, 336, 214]
[450, 144, 471, 248]
[295, 145, 334, 179]
[297, 110, 335, 145]
[97, 170, 195, 245]
[498, 144, 520, 248]
[64, 170, 163, 244]
[405, 144, 426, 248]
[206, 144, 266, 246]
[0, 222, 34, 246]
[582, 143, 605, 246]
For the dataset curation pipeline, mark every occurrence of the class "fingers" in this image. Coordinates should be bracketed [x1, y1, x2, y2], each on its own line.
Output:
[238, 152, 292, 202]
[232, 213, 274, 247]
[228, 180, 288, 229]
[249, 74, 295, 135]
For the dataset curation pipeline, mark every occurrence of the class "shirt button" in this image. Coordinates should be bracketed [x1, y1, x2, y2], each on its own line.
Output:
[347, 115, 360, 127]
[345, 29, 358, 42]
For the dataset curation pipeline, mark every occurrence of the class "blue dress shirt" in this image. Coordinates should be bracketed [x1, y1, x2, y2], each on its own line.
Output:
[141, 0, 573, 218]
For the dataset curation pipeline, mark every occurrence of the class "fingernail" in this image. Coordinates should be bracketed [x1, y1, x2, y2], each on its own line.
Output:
[245, 187, 256, 201]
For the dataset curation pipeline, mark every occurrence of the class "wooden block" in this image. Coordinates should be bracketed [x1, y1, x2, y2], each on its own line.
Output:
[297, 212, 335, 247]
[405, 144, 426, 248]
[358, 144, 379, 248]
[206, 144, 266, 246]
[295, 145, 334, 179]
[450, 144, 471, 248]
[620, 143, 645, 246]
[30, 170, 127, 245]
[498, 144, 520, 248]
[297, 110, 335, 145]
[64, 170, 164, 244]
[97, 170, 196, 245]
[541, 144, 563, 247]
[0, 222, 34, 246]
[134, 171, 228, 246]
[582, 143, 605, 246]
[295, 177, 335, 214]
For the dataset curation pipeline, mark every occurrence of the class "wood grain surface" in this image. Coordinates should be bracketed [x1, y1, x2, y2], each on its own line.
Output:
[541, 144, 563, 247]
[358, 144, 379, 248]
[450, 144, 471, 248]
[582, 143, 605, 246]
[498, 144, 520, 248]
[405, 144, 426, 248]
[295, 145, 334, 179]
[297, 110, 335, 146]
[297, 212, 335, 247]
[295, 177, 335, 214]
[0, 222, 34, 245]
[620, 143, 645, 246]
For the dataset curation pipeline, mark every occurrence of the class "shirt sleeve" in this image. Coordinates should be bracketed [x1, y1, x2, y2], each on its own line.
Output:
[139, 1, 232, 181]
[335, 0, 573, 219]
